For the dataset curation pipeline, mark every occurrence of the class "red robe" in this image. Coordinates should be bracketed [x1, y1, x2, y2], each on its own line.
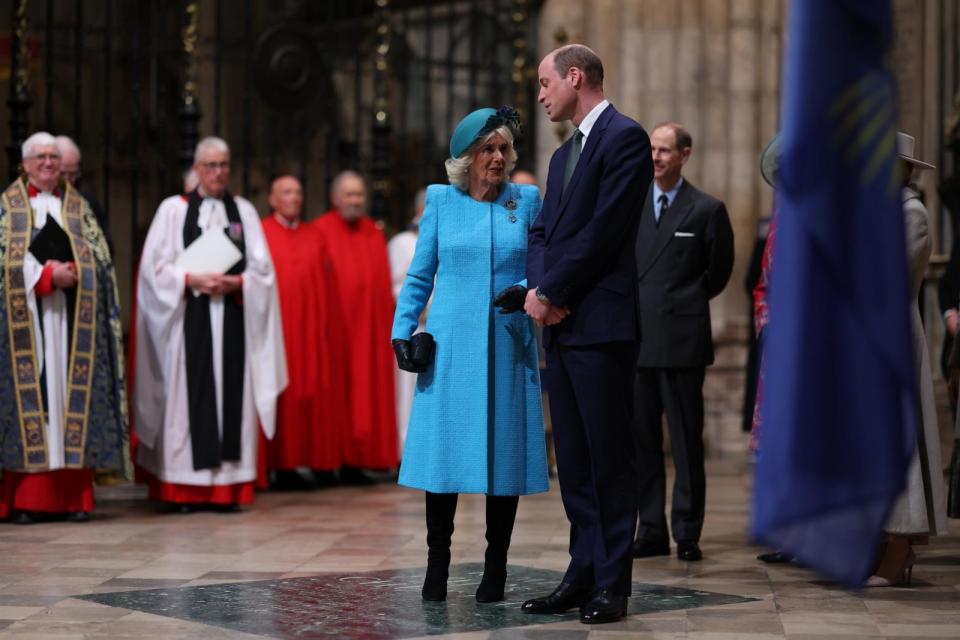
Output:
[313, 211, 398, 469]
[259, 216, 349, 480]
[0, 470, 94, 518]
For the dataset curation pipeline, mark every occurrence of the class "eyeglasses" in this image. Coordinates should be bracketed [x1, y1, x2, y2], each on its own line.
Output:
[28, 153, 61, 162]
[199, 161, 230, 171]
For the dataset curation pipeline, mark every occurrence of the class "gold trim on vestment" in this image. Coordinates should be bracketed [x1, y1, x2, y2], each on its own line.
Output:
[2, 180, 98, 469]
[61, 183, 97, 468]
[2, 179, 48, 469]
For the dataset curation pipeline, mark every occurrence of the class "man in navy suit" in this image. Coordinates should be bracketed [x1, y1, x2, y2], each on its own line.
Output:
[520, 44, 653, 624]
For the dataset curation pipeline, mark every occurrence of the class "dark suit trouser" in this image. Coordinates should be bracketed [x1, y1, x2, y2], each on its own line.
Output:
[634, 367, 706, 544]
[545, 341, 639, 595]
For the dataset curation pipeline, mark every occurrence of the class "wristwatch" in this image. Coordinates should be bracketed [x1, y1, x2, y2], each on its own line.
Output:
[535, 287, 550, 304]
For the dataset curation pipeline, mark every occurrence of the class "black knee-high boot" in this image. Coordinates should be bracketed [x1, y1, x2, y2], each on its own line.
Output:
[476, 495, 519, 603]
[423, 492, 458, 601]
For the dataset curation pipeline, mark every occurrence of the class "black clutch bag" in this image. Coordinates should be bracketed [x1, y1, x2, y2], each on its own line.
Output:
[410, 332, 435, 367]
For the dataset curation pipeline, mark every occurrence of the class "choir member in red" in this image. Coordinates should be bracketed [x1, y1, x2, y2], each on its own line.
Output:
[258, 175, 349, 487]
[134, 136, 287, 511]
[314, 171, 398, 476]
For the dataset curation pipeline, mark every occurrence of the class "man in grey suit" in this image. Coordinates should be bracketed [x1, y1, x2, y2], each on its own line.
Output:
[632, 122, 734, 562]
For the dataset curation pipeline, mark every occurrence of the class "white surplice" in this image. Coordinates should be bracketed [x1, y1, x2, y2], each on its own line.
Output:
[387, 229, 420, 453]
[22, 191, 70, 470]
[135, 194, 288, 486]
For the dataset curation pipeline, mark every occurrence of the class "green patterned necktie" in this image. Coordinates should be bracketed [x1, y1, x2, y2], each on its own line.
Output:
[562, 129, 584, 195]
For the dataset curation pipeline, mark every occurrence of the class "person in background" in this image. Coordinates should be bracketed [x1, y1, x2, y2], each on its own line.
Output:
[632, 122, 734, 563]
[875, 133, 948, 586]
[741, 217, 769, 436]
[134, 136, 287, 511]
[510, 169, 538, 187]
[314, 171, 398, 481]
[388, 187, 427, 454]
[258, 175, 349, 488]
[0, 132, 128, 523]
[55, 135, 112, 253]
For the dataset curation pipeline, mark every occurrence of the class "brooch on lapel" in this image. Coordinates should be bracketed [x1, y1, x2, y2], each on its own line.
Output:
[227, 222, 243, 241]
[505, 199, 518, 223]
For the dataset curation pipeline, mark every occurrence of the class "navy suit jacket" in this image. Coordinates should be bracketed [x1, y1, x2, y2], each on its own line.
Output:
[527, 104, 653, 347]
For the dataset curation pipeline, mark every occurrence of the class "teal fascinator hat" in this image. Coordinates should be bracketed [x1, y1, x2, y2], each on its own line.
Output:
[449, 106, 522, 159]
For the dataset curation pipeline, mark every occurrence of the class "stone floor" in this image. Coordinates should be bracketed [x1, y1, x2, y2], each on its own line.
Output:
[0, 459, 957, 639]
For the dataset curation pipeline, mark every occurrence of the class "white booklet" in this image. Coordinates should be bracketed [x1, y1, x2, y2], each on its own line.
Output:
[175, 229, 242, 274]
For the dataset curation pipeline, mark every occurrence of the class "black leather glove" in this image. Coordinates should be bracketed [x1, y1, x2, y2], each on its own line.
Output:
[493, 284, 528, 314]
[410, 332, 435, 367]
[392, 339, 426, 373]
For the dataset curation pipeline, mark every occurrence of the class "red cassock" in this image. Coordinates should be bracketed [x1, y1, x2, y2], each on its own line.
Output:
[313, 212, 398, 469]
[0, 470, 94, 518]
[258, 216, 349, 481]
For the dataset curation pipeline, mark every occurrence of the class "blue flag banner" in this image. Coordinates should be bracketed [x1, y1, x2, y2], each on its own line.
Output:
[752, 0, 917, 587]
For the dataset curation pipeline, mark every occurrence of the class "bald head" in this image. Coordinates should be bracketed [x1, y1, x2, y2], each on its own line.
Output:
[270, 175, 304, 222]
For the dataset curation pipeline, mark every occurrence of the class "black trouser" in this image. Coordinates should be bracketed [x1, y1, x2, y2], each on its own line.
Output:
[634, 366, 706, 544]
[545, 341, 640, 595]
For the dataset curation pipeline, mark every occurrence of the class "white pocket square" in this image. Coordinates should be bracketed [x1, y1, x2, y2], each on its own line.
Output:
[674, 231, 695, 237]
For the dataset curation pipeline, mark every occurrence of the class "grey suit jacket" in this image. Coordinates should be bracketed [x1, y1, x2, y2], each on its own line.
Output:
[634, 179, 734, 368]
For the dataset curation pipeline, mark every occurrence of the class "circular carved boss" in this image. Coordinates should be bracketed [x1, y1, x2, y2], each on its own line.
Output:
[253, 25, 327, 111]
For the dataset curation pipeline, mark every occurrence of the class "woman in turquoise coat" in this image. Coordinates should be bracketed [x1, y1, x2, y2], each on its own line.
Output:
[392, 107, 549, 603]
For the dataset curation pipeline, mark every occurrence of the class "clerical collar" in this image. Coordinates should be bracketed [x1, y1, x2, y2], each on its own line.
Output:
[197, 187, 227, 200]
[273, 212, 300, 229]
[27, 182, 61, 198]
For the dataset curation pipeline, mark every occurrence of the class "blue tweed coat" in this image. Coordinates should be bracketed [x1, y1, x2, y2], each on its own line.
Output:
[392, 183, 549, 495]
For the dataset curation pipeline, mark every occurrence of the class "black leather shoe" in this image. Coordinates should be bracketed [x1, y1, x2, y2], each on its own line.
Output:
[521, 582, 593, 614]
[757, 550, 794, 564]
[632, 538, 670, 558]
[64, 511, 89, 523]
[579, 589, 627, 624]
[677, 541, 702, 561]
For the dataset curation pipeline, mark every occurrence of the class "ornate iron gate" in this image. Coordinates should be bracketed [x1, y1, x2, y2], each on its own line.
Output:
[3, 0, 540, 306]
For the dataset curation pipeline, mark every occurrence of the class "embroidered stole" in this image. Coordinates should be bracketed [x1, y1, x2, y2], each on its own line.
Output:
[2, 179, 97, 469]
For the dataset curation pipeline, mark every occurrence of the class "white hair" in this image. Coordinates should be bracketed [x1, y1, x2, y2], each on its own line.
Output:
[22, 132, 59, 159]
[444, 125, 518, 192]
[193, 136, 230, 164]
[54, 135, 81, 161]
[183, 169, 199, 192]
